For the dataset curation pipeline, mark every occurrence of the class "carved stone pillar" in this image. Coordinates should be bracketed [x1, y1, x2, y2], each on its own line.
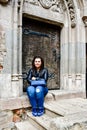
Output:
[82, 16, 87, 96]
[17, 0, 23, 96]
[11, 0, 20, 97]
[75, 27, 83, 91]
[82, 16, 87, 74]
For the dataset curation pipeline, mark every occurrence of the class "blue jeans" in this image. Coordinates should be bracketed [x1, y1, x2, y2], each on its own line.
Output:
[27, 85, 48, 108]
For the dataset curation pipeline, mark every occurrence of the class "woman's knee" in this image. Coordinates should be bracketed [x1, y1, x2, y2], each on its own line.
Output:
[27, 86, 35, 97]
[36, 86, 44, 98]
[36, 86, 43, 92]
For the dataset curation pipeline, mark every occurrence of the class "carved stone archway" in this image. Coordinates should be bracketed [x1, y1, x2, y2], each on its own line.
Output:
[21, 0, 77, 28]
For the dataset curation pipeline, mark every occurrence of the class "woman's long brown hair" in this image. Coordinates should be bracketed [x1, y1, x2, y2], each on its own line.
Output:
[32, 56, 44, 70]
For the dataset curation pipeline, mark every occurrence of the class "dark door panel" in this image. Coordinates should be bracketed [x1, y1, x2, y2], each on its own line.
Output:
[22, 17, 60, 90]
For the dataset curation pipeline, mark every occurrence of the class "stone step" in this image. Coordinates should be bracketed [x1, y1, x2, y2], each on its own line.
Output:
[50, 111, 87, 130]
[0, 110, 14, 130]
[0, 90, 85, 111]
[27, 111, 53, 130]
[45, 98, 87, 116]
[15, 98, 87, 130]
[48, 90, 85, 101]
[0, 111, 7, 125]
[45, 107, 62, 118]
[15, 121, 38, 130]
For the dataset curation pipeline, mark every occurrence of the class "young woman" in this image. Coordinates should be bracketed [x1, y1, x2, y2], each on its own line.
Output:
[27, 56, 49, 116]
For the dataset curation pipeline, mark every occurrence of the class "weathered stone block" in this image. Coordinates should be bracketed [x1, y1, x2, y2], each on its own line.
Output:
[50, 112, 87, 130]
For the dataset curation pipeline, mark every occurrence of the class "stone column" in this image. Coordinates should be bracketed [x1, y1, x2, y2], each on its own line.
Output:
[75, 24, 81, 91]
[11, 0, 20, 97]
[17, 0, 24, 96]
[82, 17, 87, 69]
[60, 22, 69, 90]
[68, 26, 76, 90]
[82, 16, 87, 96]
[68, 23, 71, 76]
[68, 40, 76, 90]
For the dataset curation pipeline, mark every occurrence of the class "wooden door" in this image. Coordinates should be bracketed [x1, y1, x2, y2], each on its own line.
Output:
[22, 17, 60, 90]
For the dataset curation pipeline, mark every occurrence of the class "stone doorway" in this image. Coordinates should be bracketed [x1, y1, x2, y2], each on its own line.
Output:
[22, 17, 61, 91]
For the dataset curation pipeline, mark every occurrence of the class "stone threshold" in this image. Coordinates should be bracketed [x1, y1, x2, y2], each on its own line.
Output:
[0, 90, 86, 111]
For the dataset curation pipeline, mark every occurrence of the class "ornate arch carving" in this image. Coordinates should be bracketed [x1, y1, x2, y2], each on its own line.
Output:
[23, 0, 76, 27]
[65, 0, 76, 28]
[23, 0, 66, 15]
[39, 0, 56, 9]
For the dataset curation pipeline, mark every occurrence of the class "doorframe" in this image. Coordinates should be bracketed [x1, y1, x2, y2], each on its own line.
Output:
[22, 16, 62, 90]
[17, 0, 68, 95]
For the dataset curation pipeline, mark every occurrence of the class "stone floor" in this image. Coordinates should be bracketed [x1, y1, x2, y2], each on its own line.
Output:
[0, 110, 14, 130]
[0, 90, 87, 130]
[15, 98, 87, 130]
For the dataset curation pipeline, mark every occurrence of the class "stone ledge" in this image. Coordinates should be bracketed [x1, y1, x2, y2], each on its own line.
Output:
[0, 92, 53, 110]
[0, 94, 30, 111]
[0, 90, 85, 110]
[15, 121, 38, 130]
[49, 90, 86, 100]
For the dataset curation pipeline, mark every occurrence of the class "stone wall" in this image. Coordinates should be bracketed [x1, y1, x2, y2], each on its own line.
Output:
[0, 1, 13, 98]
[0, 0, 86, 99]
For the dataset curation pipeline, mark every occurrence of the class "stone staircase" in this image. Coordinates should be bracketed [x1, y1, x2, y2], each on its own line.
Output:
[0, 110, 14, 130]
[0, 90, 87, 130]
[15, 98, 87, 130]
[15, 105, 61, 130]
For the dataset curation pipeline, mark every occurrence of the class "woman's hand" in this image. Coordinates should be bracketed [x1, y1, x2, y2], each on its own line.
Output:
[32, 77, 36, 80]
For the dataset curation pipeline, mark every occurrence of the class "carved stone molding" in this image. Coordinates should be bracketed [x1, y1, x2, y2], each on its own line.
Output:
[65, 0, 76, 28]
[39, 0, 56, 9]
[23, 0, 76, 27]
[26, 0, 39, 6]
[24, 0, 66, 13]
[82, 16, 87, 27]
[0, 25, 6, 72]
[51, 0, 66, 13]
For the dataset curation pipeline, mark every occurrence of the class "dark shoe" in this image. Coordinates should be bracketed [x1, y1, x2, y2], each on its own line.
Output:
[32, 108, 37, 116]
[37, 108, 44, 116]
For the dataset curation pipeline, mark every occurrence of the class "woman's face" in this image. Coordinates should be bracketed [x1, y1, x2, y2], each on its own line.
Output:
[34, 58, 42, 69]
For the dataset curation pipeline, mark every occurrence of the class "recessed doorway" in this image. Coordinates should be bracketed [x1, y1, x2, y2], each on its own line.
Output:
[22, 17, 61, 91]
